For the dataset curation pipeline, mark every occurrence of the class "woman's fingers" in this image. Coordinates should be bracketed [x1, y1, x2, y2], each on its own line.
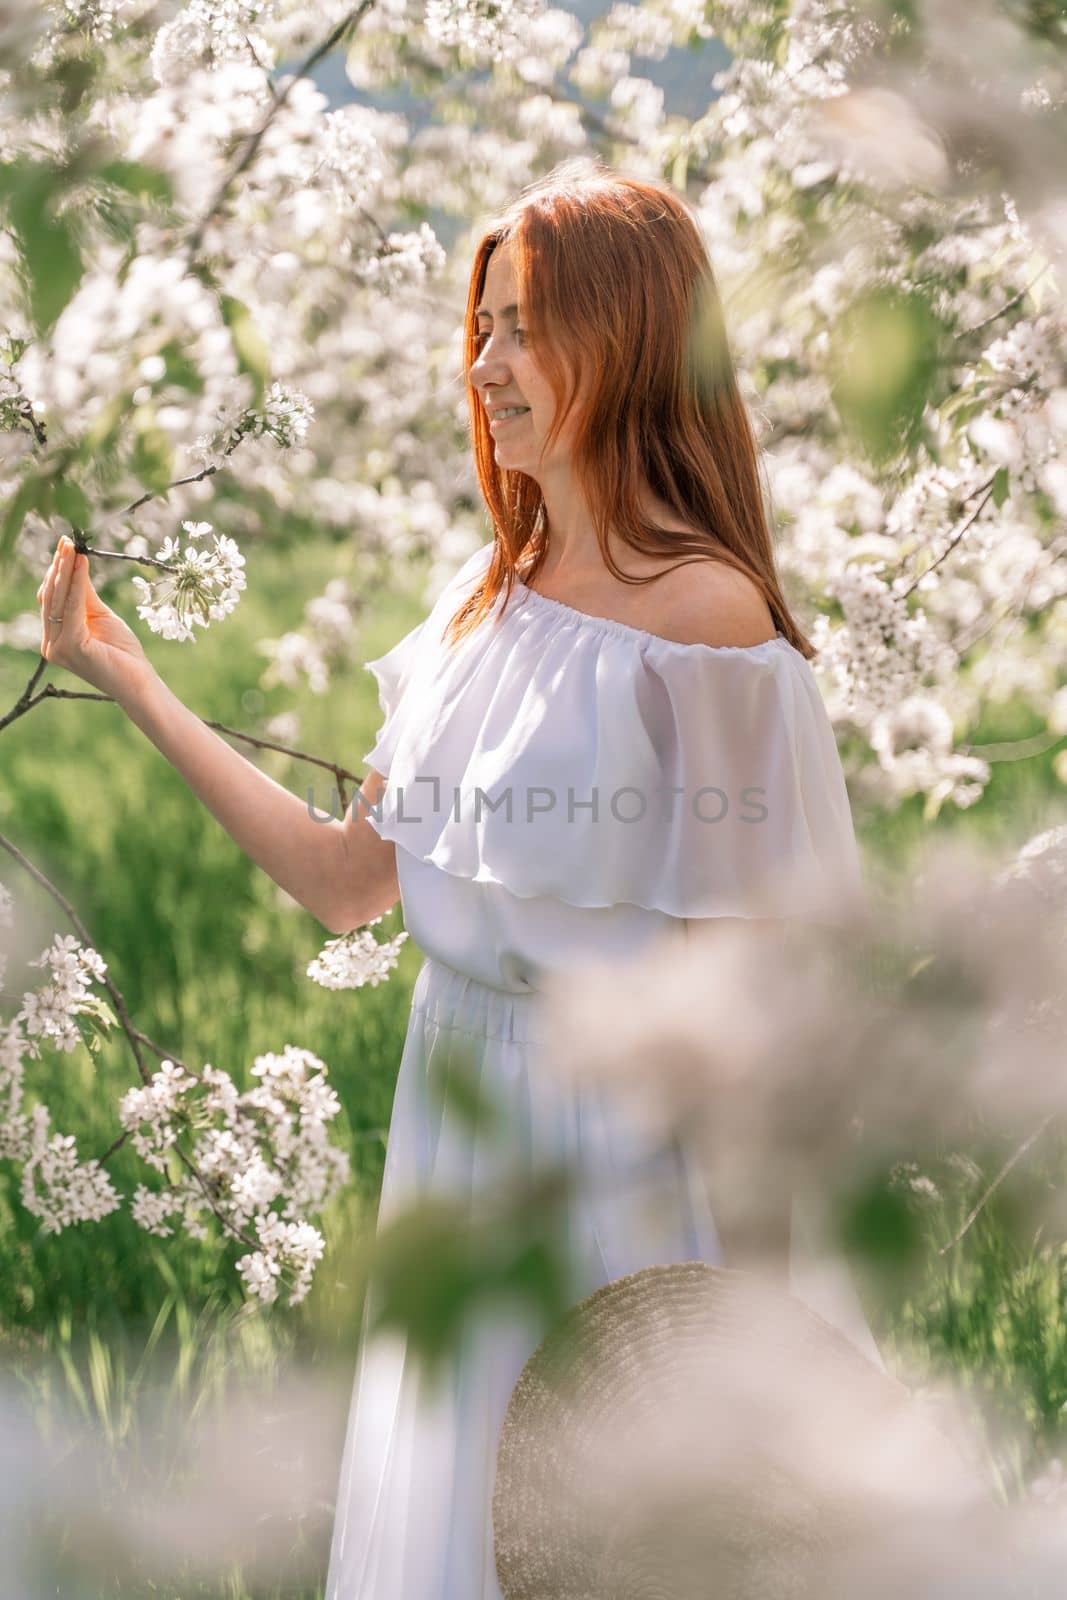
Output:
[37, 548, 58, 606]
[51, 539, 74, 620]
[39, 539, 74, 652]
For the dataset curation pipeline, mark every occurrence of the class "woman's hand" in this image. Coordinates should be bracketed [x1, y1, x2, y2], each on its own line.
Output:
[37, 535, 154, 705]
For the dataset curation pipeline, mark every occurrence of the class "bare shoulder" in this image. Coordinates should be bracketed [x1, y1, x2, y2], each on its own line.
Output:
[648, 557, 777, 649]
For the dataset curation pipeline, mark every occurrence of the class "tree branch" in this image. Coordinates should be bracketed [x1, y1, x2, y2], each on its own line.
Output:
[187, 1, 378, 256]
[0, 831, 153, 1087]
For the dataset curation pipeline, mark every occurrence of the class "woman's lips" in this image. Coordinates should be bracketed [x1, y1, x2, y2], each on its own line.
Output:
[489, 410, 530, 432]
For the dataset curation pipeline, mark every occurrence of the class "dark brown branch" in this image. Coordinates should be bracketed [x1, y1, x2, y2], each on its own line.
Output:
[79, 544, 180, 571]
[174, 1145, 259, 1253]
[0, 656, 48, 733]
[119, 462, 220, 518]
[4, 681, 365, 795]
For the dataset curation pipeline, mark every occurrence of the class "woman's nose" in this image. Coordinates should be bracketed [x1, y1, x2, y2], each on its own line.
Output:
[472, 345, 508, 386]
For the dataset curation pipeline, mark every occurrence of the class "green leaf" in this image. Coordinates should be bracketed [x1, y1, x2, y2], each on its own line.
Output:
[7, 168, 83, 333]
[77, 993, 118, 1032]
[0, 472, 52, 567]
[159, 338, 205, 395]
[98, 159, 173, 205]
[830, 288, 943, 466]
[53, 476, 94, 527]
[220, 293, 269, 409]
[130, 410, 174, 492]
[992, 466, 1010, 508]
[83, 390, 129, 456]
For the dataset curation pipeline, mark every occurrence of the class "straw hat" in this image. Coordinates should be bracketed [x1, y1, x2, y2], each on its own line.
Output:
[492, 1261, 991, 1600]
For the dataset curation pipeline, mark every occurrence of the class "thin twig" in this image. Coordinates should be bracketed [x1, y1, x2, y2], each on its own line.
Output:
[960, 264, 1053, 339]
[939, 1110, 1062, 1253]
[119, 462, 221, 519]
[4, 680, 365, 794]
[19, 397, 47, 448]
[896, 475, 999, 601]
[0, 831, 152, 1087]
[174, 1145, 259, 1254]
[78, 545, 180, 571]
[0, 656, 47, 733]
[187, 2, 376, 255]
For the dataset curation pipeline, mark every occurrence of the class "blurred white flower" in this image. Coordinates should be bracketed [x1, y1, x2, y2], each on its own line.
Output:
[424, 0, 545, 65]
[810, 86, 949, 191]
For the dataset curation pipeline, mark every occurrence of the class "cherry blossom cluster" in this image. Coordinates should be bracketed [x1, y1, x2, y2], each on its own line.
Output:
[0, 880, 353, 1303]
[192, 381, 315, 468]
[129, 519, 248, 641]
[258, 573, 362, 694]
[0, 927, 122, 1228]
[423, 0, 547, 66]
[119, 1044, 350, 1305]
[16, 932, 109, 1058]
[306, 919, 410, 988]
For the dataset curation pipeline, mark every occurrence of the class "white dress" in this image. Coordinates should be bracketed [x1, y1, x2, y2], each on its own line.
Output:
[325, 541, 885, 1599]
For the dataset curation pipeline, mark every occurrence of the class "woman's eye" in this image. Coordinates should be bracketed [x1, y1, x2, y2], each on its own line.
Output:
[473, 328, 526, 348]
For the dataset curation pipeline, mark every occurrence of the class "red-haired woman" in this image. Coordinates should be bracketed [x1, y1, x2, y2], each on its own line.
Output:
[37, 161, 882, 1598]
[323, 166, 884, 1597]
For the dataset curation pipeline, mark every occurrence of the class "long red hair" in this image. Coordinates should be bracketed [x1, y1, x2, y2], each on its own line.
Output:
[445, 158, 815, 660]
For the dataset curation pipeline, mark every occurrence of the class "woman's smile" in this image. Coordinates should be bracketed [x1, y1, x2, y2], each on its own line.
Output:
[489, 408, 531, 433]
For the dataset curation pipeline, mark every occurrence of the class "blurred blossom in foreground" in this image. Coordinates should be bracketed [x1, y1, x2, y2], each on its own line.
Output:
[1, 1289, 1063, 1597]
[809, 86, 950, 192]
[0, 1369, 345, 1595]
[540, 824, 1067, 1275]
[492, 1264, 1015, 1600]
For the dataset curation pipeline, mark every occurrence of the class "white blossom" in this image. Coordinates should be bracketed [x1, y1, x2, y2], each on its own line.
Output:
[130, 522, 247, 642]
[236, 1209, 325, 1305]
[15, 934, 108, 1057]
[423, 0, 546, 66]
[307, 922, 409, 990]
[20, 1104, 121, 1234]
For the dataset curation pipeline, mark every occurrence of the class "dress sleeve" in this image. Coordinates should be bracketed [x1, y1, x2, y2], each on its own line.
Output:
[362, 616, 431, 777]
[646, 644, 866, 925]
[366, 594, 867, 924]
[361, 542, 494, 777]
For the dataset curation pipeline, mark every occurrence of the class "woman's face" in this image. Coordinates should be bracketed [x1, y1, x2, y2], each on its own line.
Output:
[470, 239, 583, 476]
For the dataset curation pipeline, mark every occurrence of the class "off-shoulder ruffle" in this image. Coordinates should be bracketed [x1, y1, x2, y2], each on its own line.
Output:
[362, 546, 491, 778]
[362, 542, 864, 920]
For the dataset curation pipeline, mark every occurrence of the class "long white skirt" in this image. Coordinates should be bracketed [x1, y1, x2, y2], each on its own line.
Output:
[324, 954, 884, 1599]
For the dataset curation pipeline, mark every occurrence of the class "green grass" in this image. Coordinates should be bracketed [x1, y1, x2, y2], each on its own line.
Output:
[2, 532, 1067, 1592]
[0, 535, 426, 1337]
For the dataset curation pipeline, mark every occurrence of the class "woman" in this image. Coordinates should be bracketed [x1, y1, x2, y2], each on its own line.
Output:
[37, 166, 882, 1597]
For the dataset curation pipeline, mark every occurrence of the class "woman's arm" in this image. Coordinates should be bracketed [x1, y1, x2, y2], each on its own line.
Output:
[38, 535, 398, 935]
[120, 671, 399, 934]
